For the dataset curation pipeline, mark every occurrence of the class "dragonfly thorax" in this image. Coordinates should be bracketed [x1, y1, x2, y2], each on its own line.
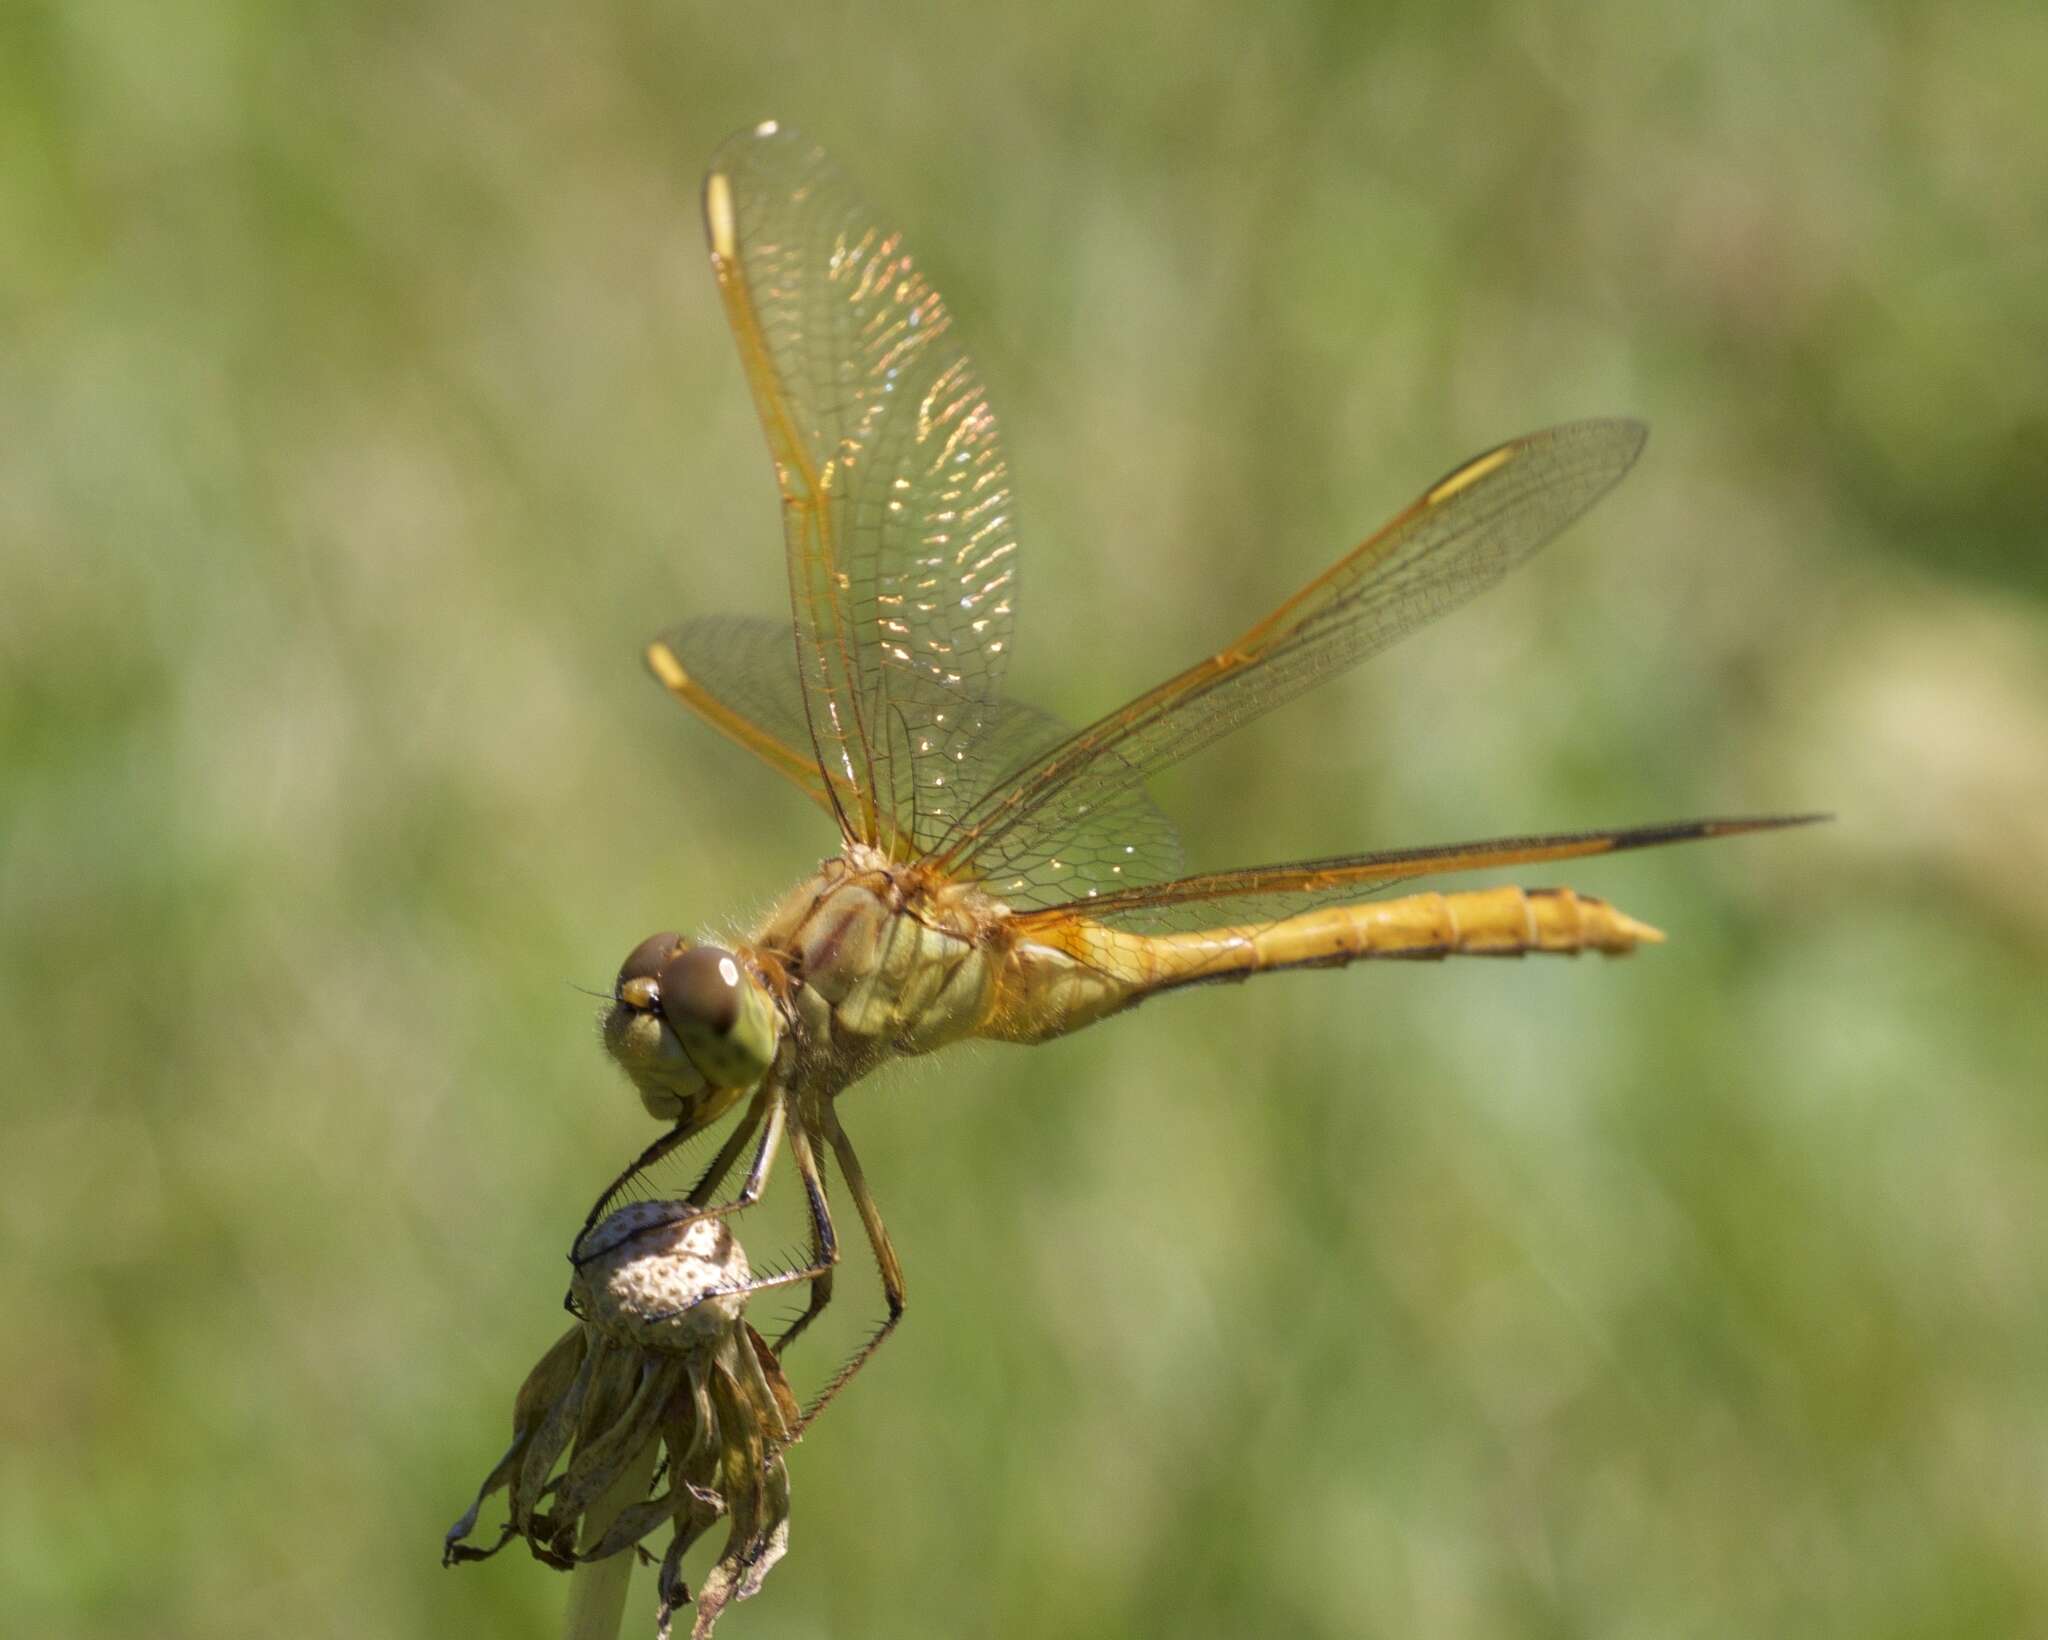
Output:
[757, 851, 1002, 1069]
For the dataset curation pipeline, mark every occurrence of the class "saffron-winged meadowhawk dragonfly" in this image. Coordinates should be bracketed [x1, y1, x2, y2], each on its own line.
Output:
[572, 121, 1820, 1424]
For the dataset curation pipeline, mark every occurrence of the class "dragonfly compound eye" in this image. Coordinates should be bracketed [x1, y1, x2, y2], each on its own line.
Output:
[657, 945, 743, 1035]
[616, 931, 683, 1000]
[657, 944, 780, 1087]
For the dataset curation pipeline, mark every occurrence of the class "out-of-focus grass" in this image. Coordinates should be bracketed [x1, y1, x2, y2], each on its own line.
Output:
[5, 2, 2046, 1636]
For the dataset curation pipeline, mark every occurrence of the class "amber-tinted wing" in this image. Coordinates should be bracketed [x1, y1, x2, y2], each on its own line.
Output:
[924, 420, 1648, 904]
[651, 616, 1187, 880]
[704, 122, 1025, 855]
[646, 616, 847, 819]
[1007, 815, 1826, 936]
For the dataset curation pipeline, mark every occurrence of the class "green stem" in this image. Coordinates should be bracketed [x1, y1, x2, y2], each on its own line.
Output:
[560, 1440, 661, 1640]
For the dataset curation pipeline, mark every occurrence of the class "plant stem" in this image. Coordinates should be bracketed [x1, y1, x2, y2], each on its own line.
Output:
[560, 1440, 660, 1640]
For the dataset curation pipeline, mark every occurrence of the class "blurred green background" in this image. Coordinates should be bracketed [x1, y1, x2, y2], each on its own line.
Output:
[7, 1, 2047, 1635]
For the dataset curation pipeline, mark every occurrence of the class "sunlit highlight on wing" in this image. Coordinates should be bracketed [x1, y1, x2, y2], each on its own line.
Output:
[703, 125, 1028, 857]
[928, 421, 1648, 902]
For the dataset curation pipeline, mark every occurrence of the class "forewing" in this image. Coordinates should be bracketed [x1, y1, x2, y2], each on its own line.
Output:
[705, 123, 1022, 853]
[928, 420, 1648, 894]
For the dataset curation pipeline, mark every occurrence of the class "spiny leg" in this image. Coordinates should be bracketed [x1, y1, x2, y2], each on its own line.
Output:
[772, 1132, 836, 1355]
[571, 1117, 702, 1263]
[685, 1086, 769, 1207]
[796, 1106, 906, 1434]
[662, 1091, 788, 1230]
[572, 1086, 784, 1268]
[681, 1084, 782, 1217]
[650, 1102, 841, 1326]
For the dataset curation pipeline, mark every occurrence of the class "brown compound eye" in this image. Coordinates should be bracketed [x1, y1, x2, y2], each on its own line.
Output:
[616, 931, 683, 1002]
[656, 945, 744, 1037]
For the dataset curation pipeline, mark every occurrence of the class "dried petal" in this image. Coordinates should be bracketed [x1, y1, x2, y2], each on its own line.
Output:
[739, 1322, 802, 1440]
[552, 1352, 672, 1524]
[515, 1331, 602, 1529]
[443, 1327, 590, 1565]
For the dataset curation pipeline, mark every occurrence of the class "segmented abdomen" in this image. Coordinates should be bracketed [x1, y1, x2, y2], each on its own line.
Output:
[983, 885, 1663, 1043]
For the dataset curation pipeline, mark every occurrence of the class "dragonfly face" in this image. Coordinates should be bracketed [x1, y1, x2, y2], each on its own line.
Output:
[569, 120, 1820, 1436]
[602, 930, 783, 1125]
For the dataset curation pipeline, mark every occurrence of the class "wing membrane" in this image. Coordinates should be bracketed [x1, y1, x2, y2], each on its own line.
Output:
[1009, 815, 1827, 935]
[652, 610, 1186, 878]
[648, 615, 848, 820]
[704, 123, 1023, 853]
[928, 420, 1648, 895]
[960, 702, 1187, 903]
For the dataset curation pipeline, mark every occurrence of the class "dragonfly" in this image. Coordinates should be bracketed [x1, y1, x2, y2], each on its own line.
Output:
[573, 121, 1818, 1424]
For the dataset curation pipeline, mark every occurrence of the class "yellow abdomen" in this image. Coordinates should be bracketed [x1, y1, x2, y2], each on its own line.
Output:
[982, 885, 1663, 1044]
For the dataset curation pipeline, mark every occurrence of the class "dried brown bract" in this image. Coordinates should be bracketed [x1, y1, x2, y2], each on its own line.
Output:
[445, 1204, 799, 1638]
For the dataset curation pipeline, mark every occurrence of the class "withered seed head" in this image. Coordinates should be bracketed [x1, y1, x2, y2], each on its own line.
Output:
[447, 1201, 797, 1639]
[570, 1202, 750, 1351]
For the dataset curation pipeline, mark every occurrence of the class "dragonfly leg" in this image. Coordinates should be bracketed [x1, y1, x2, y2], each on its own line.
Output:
[571, 1086, 785, 1268]
[648, 1109, 841, 1329]
[633, 1093, 787, 1245]
[794, 1107, 905, 1433]
[686, 1088, 768, 1206]
[772, 1132, 835, 1354]
[570, 1117, 702, 1264]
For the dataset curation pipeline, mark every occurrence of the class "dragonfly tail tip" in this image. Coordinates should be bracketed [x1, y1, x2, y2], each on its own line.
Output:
[1616, 909, 1667, 948]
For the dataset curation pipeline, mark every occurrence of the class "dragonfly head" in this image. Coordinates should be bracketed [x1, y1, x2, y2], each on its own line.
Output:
[602, 932, 782, 1123]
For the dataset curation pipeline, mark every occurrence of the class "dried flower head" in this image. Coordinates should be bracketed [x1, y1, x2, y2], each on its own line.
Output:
[445, 1203, 799, 1638]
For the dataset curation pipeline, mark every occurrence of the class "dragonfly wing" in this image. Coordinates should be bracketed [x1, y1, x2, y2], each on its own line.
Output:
[648, 615, 849, 820]
[647, 613, 1185, 894]
[1008, 815, 1826, 935]
[704, 123, 1023, 855]
[927, 420, 1648, 898]
[950, 698, 1186, 903]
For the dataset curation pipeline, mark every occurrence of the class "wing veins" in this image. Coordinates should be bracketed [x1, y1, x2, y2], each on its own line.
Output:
[929, 422, 1645, 882]
[1009, 814, 1829, 929]
[704, 127, 1032, 857]
[709, 176, 874, 843]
